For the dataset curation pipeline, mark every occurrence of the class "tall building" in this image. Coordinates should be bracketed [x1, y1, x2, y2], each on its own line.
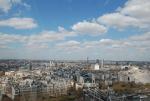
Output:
[29, 61, 32, 71]
[96, 59, 100, 64]
[87, 57, 89, 64]
[101, 59, 104, 68]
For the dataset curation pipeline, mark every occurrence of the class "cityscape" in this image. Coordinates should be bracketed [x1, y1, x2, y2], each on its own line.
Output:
[0, 59, 150, 101]
[0, 0, 150, 101]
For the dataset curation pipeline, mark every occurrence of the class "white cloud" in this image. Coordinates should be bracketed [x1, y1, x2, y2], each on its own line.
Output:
[28, 31, 64, 43]
[99, 39, 115, 45]
[25, 42, 49, 49]
[83, 41, 100, 48]
[0, 33, 59, 49]
[129, 32, 150, 41]
[53, 31, 150, 60]
[72, 21, 107, 35]
[98, 13, 140, 29]
[0, 32, 26, 43]
[0, 27, 77, 49]
[98, 0, 150, 29]
[54, 31, 150, 52]
[83, 39, 123, 49]
[0, 17, 38, 29]
[0, 0, 30, 13]
[0, 0, 11, 13]
[81, 31, 150, 51]
[57, 26, 76, 37]
[82, 39, 120, 48]
[0, 31, 62, 44]
[0, 0, 150, 60]
[128, 32, 150, 50]
[119, 0, 150, 19]
[96, 0, 150, 53]
[1, 31, 150, 60]
[56, 40, 81, 50]
[119, 0, 150, 28]
[28, 27, 76, 43]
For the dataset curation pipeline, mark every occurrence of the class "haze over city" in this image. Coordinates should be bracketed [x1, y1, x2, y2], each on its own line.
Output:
[0, 0, 150, 60]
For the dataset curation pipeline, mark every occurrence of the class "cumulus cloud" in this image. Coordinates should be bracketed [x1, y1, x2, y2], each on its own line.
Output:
[99, 39, 115, 45]
[28, 27, 76, 43]
[0, 32, 60, 44]
[0, 0, 150, 60]
[72, 21, 107, 35]
[53, 31, 150, 60]
[119, 0, 150, 19]
[0, 0, 30, 13]
[128, 32, 150, 50]
[28, 31, 64, 43]
[98, 13, 140, 29]
[83, 41, 100, 48]
[119, 0, 150, 28]
[0, 27, 77, 49]
[81, 31, 150, 51]
[1, 31, 150, 60]
[0, 32, 26, 43]
[96, 0, 150, 54]
[56, 40, 81, 50]
[0, 17, 38, 29]
[82, 39, 118, 48]
[25, 42, 49, 49]
[129, 32, 150, 41]
[98, 0, 150, 29]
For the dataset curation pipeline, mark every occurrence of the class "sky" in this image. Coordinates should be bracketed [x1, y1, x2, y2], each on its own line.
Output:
[0, 0, 150, 61]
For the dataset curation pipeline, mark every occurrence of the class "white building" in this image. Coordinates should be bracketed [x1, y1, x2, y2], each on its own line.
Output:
[94, 63, 100, 70]
[90, 63, 100, 70]
[118, 66, 150, 83]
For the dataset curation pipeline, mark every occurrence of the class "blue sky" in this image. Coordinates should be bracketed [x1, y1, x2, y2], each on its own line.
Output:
[0, 0, 150, 60]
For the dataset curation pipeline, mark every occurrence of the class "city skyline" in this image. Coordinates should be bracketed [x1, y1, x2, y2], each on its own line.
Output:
[0, 0, 150, 61]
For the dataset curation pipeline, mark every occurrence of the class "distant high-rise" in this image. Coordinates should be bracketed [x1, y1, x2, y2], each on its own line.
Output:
[29, 62, 32, 71]
[87, 57, 89, 64]
[101, 59, 104, 68]
[96, 59, 100, 64]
